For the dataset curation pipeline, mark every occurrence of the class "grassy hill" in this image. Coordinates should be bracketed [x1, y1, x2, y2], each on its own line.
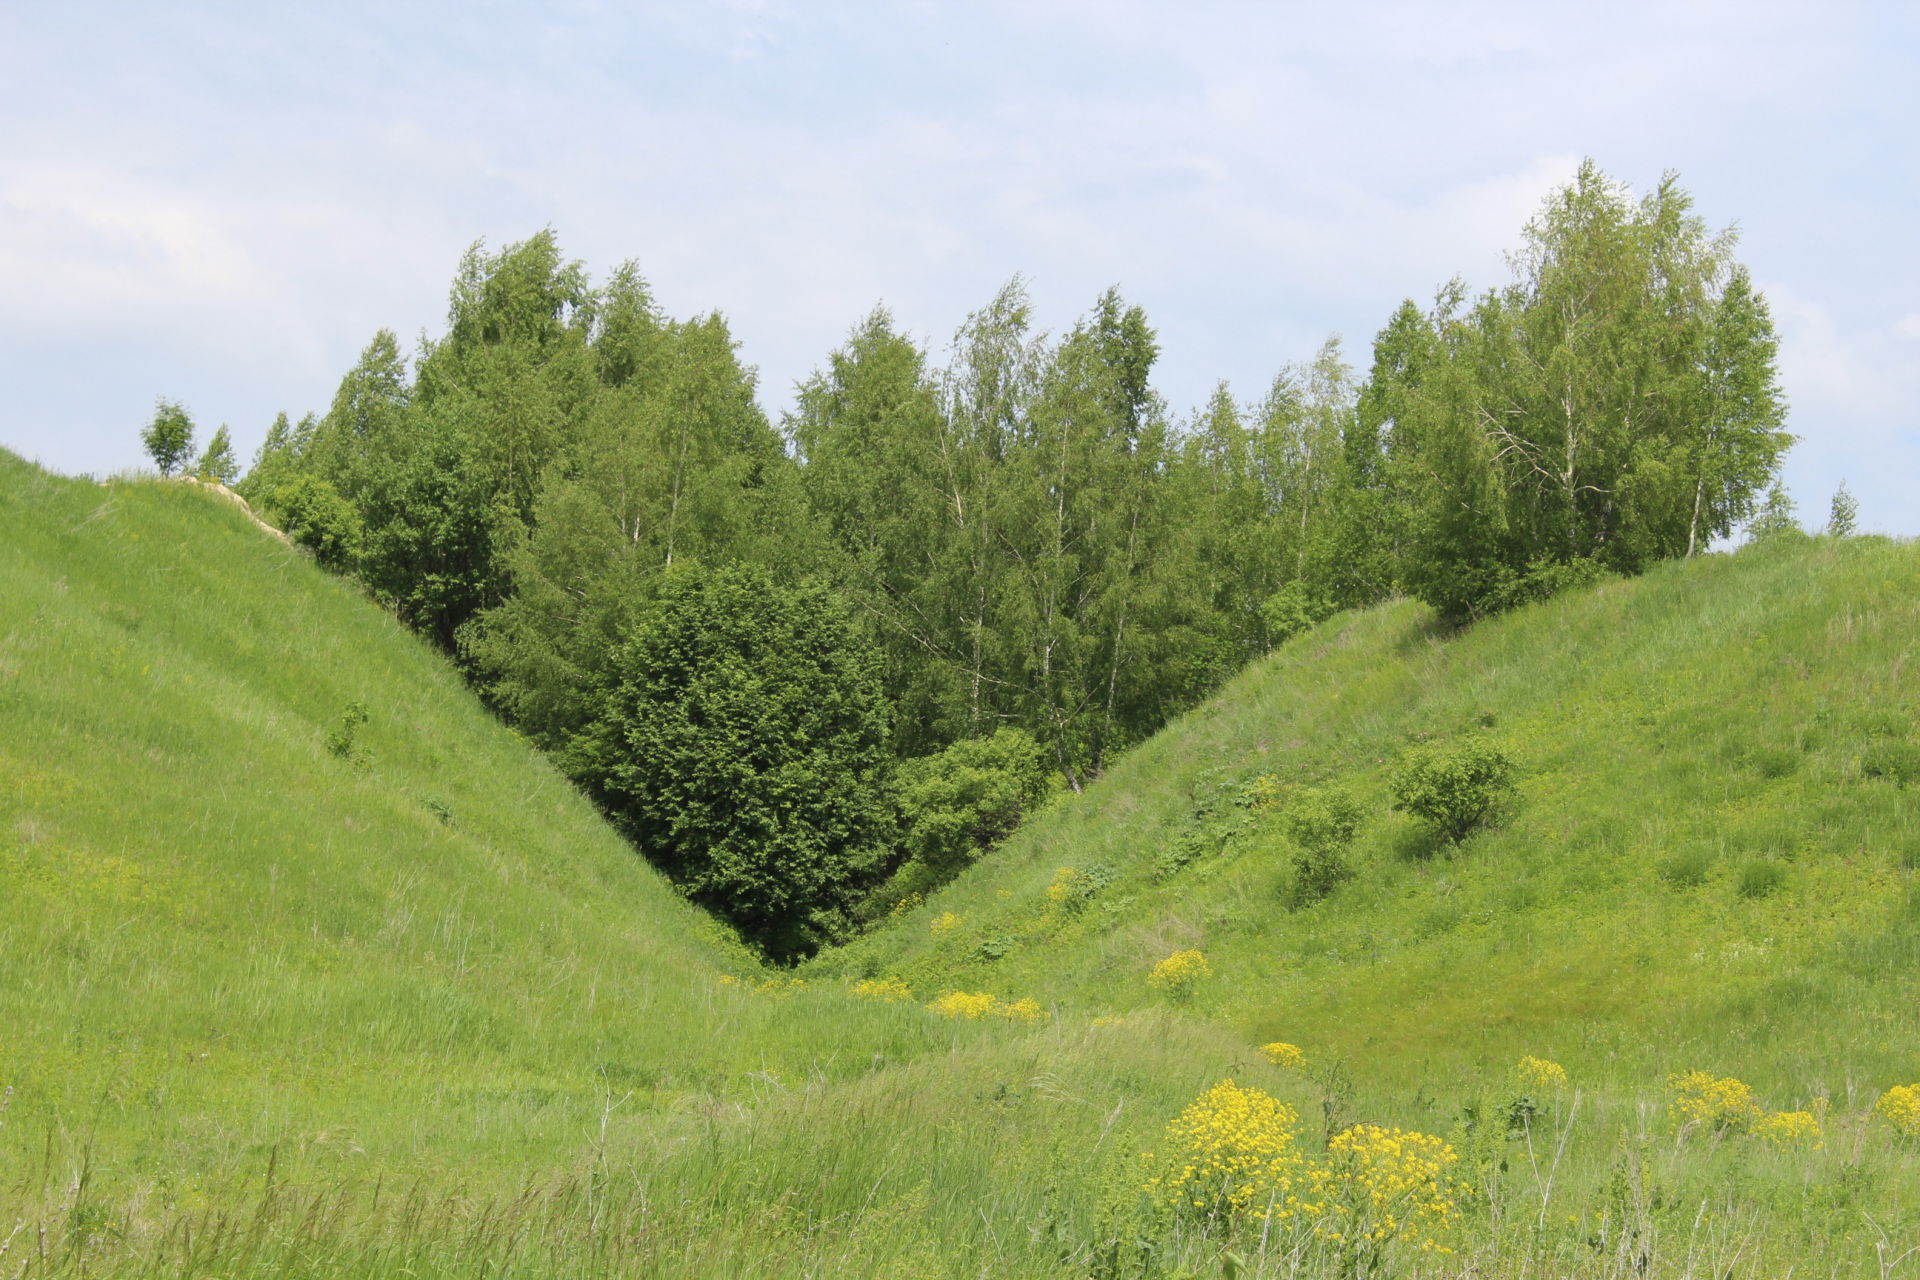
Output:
[4, 449, 1919, 1278]
[823, 530, 1920, 1094]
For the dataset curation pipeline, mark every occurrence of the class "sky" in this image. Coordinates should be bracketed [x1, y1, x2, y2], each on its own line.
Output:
[2, 0, 1914, 533]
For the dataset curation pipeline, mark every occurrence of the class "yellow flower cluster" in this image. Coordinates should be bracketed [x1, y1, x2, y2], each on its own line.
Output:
[718, 974, 808, 998]
[1261, 1042, 1307, 1070]
[1315, 1123, 1464, 1251]
[852, 976, 912, 1003]
[1668, 1071, 1763, 1131]
[1148, 949, 1212, 994]
[886, 892, 924, 919]
[1045, 867, 1083, 903]
[1876, 1084, 1920, 1137]
[1143, 1082, 1463, 1258]
[1146, 1079, 1305, 1221]
[1516, 1055, 1569, 1093]
[1754, 1108, 1824, 1147]
[926, 991, 1046, 1022]
[929, 911, 960, 936]
[1090, 1015, 1127, 1029]
[1669, 1071, 1823, 1145]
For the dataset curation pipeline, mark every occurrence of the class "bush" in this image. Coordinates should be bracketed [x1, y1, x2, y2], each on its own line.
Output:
[578, 565, 895, 959]
[1261, 581, 1335, 647]
[270, 475, 363, 572]
[1283, 785, 1363, 905]
[1485, 555, 1606, 614]
[1391, 738, 1515, 846]
[895, 728, 1051, 880]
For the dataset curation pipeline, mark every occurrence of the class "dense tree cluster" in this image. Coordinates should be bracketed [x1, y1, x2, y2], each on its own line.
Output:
[212, 163, 1788, 954]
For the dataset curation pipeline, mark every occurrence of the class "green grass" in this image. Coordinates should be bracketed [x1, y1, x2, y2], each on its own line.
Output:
[5, 450, 1920, 1277]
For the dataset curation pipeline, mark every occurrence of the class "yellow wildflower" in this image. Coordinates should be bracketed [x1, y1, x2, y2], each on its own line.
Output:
[999, 997, 1045, 1023]
[1876, 1084, 1920, 1138]
[1260, 1042, 1307, 1070]
[1148, 949, 1212, 997]
[1152, 1079, 1305, 1223]
[1668, 1071, 1763, 1132]
[852, 976, 912, 1003]
[1754, 1109, 1823, 1147]
[1515, 1055, 1568, 1093]
[929, 911, 960, 936]
[926, 991, 1048, 1022]
[928, 990, 997, 1019]
[1320, 1124, 1465, 1252]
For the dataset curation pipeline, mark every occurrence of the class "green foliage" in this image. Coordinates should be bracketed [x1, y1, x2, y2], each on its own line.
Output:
[1282, 785, 1363, 904]
[140, 397, 195, 476]
[894, 728, 1052, 881]
[1746, 481, 1802, 542]
[852, 728, 1054, 920]
[1261, 580, 1334, 646]
[1391, 737, 1516, 845]
[579, 564, 895, 957]
[270, 474, 363, 571]
[193, 424, 239, 484]
[1376, 163, 1790, 621]
[324, 700, 370, 763]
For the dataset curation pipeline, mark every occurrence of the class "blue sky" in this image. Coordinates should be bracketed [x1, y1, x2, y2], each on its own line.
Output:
[3, 1, 1914, 532]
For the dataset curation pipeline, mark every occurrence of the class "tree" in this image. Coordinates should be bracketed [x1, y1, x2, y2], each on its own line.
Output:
[1827, 481, 1858, 537]
[465, 306, 810, 747]
[578, 565, 895, 958]
[1372, 163, 1790, 622]
[1746, 481, 1800, 542]
[194, 425, 239, 484]
[142, 399, 195, 476]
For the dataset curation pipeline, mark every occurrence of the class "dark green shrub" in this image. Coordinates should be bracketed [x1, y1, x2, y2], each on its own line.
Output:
[895, 728, 1051, 880]
[1484, 555, 1606, 614]
[270, 475, 364, 572]
[578, 565, 895, 959]
[1283, 786, 1363, 905]
[1391, 738, 1516, 845]
[1737, 859, 1787, 900]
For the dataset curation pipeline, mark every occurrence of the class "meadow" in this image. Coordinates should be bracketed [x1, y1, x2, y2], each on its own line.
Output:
[3, 452, 1919, 1277]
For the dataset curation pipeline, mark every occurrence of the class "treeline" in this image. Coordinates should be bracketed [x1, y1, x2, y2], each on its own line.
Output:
[200, 161, 1786, 955]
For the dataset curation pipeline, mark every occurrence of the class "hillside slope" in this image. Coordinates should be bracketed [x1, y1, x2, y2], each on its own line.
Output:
[0, 454, 978, 1184]
[7, 448, 1920, 1278]
[825, 533, 1920, 1095]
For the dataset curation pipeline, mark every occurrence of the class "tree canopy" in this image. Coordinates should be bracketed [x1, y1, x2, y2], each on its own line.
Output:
[190, 164, 1792, 951]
